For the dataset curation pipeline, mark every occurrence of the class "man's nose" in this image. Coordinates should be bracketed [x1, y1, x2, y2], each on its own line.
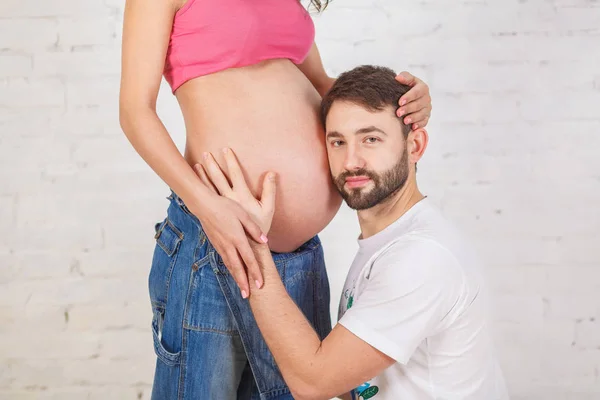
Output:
[343, 148, 365, 171]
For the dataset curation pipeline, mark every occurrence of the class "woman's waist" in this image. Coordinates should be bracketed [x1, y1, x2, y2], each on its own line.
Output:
[175, 60, 323, 127]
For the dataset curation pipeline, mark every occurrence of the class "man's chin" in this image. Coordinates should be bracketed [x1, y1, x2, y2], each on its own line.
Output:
[341, 192, 374, 210]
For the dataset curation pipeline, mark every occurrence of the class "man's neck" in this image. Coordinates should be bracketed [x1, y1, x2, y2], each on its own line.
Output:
[357, 180, 424, 240]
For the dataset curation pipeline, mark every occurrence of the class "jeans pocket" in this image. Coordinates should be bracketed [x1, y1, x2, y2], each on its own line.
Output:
[151, 306, 182, 366]
[149, 217, 184, 308]
[154, 218, 184, 257]
[183, 255, 237, 334]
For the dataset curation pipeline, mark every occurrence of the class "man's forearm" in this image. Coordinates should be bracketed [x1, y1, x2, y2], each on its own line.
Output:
[248, 242, 325, 398]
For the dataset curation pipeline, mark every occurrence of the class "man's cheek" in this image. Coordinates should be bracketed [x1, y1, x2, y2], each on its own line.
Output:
[328, 158, 342, 177]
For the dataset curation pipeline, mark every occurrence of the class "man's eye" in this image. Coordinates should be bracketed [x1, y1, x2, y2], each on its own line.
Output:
[331, 141, 344, 147]
[365, 137, 379, 143]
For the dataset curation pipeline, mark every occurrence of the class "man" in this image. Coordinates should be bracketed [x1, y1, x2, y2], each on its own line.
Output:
[196, 65, 508, 399]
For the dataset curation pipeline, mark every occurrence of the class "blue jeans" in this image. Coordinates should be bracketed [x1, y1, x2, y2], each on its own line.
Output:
[149, 192, 332, 399]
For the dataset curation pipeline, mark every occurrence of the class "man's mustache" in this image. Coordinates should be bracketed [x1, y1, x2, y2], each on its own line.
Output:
[336, 169, 378, 182]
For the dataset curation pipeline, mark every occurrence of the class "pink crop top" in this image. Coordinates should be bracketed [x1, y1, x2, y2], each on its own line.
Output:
[164, 0, 315, 93]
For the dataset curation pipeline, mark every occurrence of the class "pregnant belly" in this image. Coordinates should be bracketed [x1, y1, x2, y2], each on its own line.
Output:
[176, 60, 342, 252]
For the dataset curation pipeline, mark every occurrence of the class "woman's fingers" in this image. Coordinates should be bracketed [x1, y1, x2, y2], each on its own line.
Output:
[203, 152, 233, 196]
[193, 163, 218, 193]
[223, 148, 253, 196]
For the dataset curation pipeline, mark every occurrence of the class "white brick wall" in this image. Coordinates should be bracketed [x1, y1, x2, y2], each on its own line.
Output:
[1, 0, 598, 399]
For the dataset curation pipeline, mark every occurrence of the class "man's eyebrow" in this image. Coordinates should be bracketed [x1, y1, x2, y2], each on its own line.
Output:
[326, 126, 387, 139]
[356, 126, 387, 136]
[326, 131, 343, 139]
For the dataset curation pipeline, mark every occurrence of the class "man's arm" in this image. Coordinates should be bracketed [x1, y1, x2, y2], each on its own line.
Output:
[248, 242, 394, 400]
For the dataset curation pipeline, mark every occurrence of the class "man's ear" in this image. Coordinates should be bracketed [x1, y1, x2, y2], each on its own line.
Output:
[407, 128, 428, 165]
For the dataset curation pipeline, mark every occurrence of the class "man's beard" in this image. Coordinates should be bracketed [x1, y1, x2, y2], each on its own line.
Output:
[333, 149, 409, 210]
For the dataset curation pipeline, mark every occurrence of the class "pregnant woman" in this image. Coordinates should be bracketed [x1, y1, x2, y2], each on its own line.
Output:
[119, 0, 432, 398]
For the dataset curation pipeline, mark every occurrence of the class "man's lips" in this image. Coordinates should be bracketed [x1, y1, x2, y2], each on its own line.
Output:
[345, 176, 371, 189]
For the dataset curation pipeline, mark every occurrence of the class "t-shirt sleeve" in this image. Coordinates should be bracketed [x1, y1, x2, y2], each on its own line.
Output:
[338, 238, 462, 364]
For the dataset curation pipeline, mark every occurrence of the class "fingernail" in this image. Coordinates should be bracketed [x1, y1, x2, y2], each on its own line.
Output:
[405, 117, 412, 124]
[268, 173, 275, 181]
[400, 99, 407, 106]
[255, 280, 262, 289]
[413, 124, 419, 129]
[260, 234, 268, 243]
[241, 289, 248, 299]
[202, 152, 208, 160]
[397, 108, 405, 117]
[222, 147, 228, 154]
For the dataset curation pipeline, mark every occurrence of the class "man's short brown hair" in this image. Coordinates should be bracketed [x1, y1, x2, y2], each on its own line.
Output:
[320, 65, 412, 137]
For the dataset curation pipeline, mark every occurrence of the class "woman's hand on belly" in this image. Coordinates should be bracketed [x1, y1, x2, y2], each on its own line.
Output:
[184, 176, 269, 299]
[193, 149, 278, 285]
[196, 149, 277, 235]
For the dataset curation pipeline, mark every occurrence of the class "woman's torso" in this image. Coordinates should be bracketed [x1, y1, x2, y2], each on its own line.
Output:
[169, 1, 342, 252]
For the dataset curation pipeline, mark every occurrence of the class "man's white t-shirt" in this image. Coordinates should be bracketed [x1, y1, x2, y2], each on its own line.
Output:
[337, 198, 508, 400]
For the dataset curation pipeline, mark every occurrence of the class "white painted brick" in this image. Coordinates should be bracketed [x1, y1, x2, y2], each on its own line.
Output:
[99, 331, 153, 359]
[0, 107, 62, 137]
[54, 106, 121, 136]
[540, 348, 600, 386]
[520, 89, 600, 121]
[0, 195, 16, 252]
[7, 252, 74, 281]
[88, 387, 151, 400]
[0, 54, 32, 77]
[0, 19, 57, 50]
[492, 294, 545, 324]
[64, 358, 154, 385]
[76, 249, 153, 278]
[103, 0, 128, 9]
[433, 92, 521, 124]
[0, 387, 152, 400]
[470, 235, 562, 266]
[0, 78, 64, 108]
[0, 170, 45, 196]
[0, 359, 149, 391]
[315, 8, 390, 41]
[14, 195, 106, 253]
[493, 321, 542, 384]
[33, 48, 120, 77]
[543, 294, 600, 321]
[65, 76, 119, 108]
[0, 0, 108, 18]
[69, 136, 145, 171]
[0, 253, 15, 283]
[0, 135, 71, 172]
[102, 223, 158, 252]
[56, 18, 118, 48]
[511, 384, 600, 400]
[0, 278, 147, 309]
[545, 266, 600, 294]
[540, 319, 577, 352]
[575, 320, 600, 349]
[0, 389, 90, 400]
[0, 305, 68, 334]
[67, 302, 151, 331]
[0, 332, 101, 358]
[432, 60, 597, 94]
[485, 265, 546, 295]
